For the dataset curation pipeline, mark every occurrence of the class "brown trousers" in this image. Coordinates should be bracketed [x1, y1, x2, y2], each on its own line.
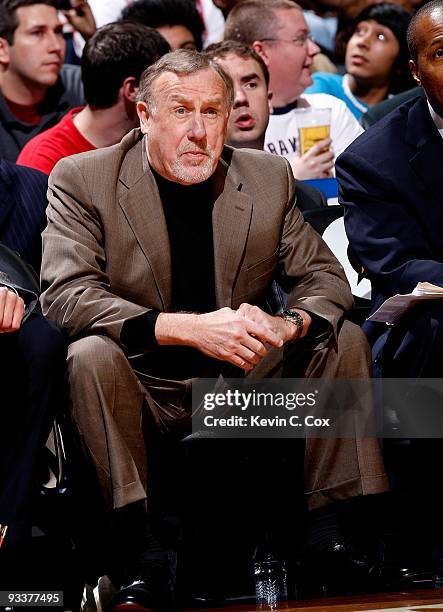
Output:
[67, 320, 388, 511]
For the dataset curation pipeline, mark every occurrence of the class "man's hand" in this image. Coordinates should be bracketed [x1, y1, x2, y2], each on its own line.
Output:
[291, 137, 334, 180]
[155, 307, 283, 371]
[62, 0, 96, 40]
[0, 288, 25, 333]
[237, 303, 312, 344]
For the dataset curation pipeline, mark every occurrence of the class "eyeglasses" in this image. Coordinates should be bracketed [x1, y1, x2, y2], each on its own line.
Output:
[260, 33, 316, 47]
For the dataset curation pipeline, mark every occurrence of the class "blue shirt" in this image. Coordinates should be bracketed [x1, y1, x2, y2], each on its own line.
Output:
[305, 73, 368, 120]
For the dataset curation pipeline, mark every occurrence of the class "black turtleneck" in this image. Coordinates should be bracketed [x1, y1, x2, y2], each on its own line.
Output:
[154, 168, 216, 313]
[121, 168, 217, 376]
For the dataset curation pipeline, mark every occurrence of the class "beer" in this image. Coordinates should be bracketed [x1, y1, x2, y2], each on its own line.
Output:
[299, 123, 330, 155]
[295, 107, 331, 155]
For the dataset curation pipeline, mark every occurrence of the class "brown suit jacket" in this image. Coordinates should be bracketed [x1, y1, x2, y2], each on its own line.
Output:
[41, 128, 352, 346]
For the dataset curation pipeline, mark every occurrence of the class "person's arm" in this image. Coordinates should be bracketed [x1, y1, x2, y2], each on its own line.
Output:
[62, 0, 96, 41]
[155, 308, 284, 372]
[338, 149, 443, 294]
[277, 158, 353, 342]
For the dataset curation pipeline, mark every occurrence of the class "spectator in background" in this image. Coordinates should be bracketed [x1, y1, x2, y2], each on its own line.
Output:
[211, 0, 337, 71]
[0, 0, 83, 162]
[206, 39, 327, 211]
[205, 40, 272, 151]
[61, 0, 96, 42]
[70, 0, 224, 53]
[121, 0, 204, 50]
[198, 0, 225, 46]
[17, 21, 169, 174]
[59, 0, 97, 65]
[224, 0, 363, 179]
[211, 0, 237, 17]
[306, 3, 414, 120]
[87, 0, 133, 28]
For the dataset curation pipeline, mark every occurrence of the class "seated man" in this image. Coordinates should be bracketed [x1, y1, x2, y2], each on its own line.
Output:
[337, 0, 443, 374]
[224, 0, 363, 180]
[41, 49, 386, 610]
[17, 21, 169, 174]
[337, 0, 443, 581]
[0, 0, 84, 162]
[0, 160, 66, 581]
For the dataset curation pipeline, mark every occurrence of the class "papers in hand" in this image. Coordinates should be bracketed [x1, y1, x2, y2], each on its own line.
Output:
[367, 282, 443, 325]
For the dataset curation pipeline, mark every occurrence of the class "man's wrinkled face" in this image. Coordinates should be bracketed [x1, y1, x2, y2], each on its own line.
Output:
[0, 4, 65, 88]
[138, 69, 229, 184]
[215, 53, 271, 149]
[409, 8, 443, 117]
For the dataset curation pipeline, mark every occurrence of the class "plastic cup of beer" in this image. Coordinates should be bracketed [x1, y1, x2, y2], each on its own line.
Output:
[296, 108, 331, 155]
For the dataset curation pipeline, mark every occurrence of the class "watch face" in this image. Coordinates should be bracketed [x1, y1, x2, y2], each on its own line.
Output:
[284, 310, 302, 321]
[281, 311, 303, 338]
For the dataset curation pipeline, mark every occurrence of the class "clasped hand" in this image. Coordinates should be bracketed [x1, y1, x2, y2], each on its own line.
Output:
[0, 287, 25, 333]
[191, 304, 295, 371]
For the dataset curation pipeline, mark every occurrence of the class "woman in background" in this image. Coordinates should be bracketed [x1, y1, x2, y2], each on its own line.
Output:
[306, 3, 414, 119]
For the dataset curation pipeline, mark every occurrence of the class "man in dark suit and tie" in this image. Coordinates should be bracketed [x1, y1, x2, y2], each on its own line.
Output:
[337, 0, 443, 585]
[0, 160, 66, 583]
[337, 0, 443, 375]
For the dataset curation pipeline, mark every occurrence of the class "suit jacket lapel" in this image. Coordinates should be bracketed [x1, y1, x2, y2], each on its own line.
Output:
[117, 140, 253, 310]
[118, 139, 171, 310]
[407, 96, 443, 207]
[213, 150, 253, 307]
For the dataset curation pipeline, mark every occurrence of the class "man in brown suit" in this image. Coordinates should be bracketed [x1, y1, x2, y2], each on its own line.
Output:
[40, 50, 386, 610]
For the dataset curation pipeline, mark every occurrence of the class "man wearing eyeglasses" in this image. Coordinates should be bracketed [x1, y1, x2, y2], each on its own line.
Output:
[224, 0, 363, 180]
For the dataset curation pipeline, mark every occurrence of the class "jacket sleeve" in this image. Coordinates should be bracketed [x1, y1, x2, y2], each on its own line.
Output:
[40, 156, 152, 347]
[279, 158, 353, 342]
[337, 149, 443, 297]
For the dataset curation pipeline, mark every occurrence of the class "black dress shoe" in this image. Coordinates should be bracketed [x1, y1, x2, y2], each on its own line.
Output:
[108, 579, 158, 611]
[108, 555, 173, 612]
[297, 539, 432, 597]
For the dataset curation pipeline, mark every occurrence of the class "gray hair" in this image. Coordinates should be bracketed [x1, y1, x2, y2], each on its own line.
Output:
[224, 0, 302, 45]
[137, 49, 234, 113]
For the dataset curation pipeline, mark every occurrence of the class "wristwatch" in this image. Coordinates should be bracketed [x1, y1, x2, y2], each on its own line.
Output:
[278, 309, 304, 340]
